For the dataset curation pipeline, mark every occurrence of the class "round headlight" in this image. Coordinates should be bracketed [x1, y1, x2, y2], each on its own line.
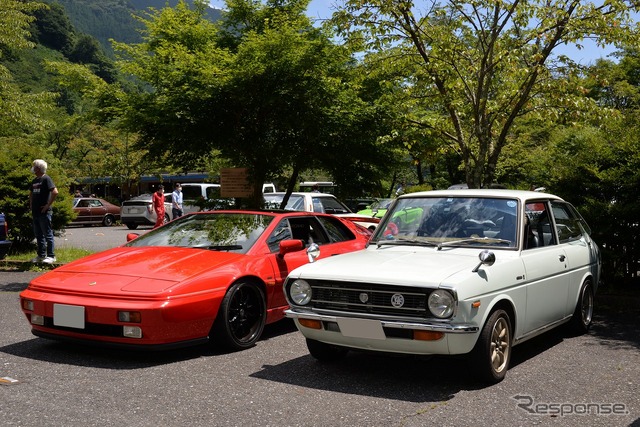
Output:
[290, 280, 312, 305]
[428, 290, 455, 318]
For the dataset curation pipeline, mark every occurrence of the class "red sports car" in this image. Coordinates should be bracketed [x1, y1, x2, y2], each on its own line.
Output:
[20, 210, 371, 350]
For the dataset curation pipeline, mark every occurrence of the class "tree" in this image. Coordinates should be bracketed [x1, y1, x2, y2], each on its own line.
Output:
[333, 0, 640, 188]
[114, 0, 391, 206]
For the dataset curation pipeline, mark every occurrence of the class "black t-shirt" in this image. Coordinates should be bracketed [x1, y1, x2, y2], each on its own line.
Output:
[30, 175, 56, 215]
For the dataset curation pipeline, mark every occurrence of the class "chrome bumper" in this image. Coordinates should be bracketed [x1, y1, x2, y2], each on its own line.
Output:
[285, 308, 479, 333]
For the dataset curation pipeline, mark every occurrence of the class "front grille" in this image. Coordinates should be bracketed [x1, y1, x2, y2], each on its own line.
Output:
[42, 317, 123, 337]
[308, 280, 431, 318]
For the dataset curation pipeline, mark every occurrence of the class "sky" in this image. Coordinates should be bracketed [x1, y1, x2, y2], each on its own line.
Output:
[209, 0, 618, 65]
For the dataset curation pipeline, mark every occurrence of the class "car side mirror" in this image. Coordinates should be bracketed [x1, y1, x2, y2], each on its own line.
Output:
[126, 233, 140, 242]
[307, 243, 320, 263]
[279, 239, 305, 257]
[472, 250, 496, 273]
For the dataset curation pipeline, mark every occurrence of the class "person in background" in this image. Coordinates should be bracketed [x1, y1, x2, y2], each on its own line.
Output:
[152, 185, 165, 229]
[29, 159, 59, 264]
[171, 182, 184, 219]
[171, 183, 183, 219]
[73, 189, 82, 198]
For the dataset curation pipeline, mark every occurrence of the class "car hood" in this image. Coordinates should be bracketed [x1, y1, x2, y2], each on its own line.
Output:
[29, 247, 245, 296]
[290, 246, 482, 287]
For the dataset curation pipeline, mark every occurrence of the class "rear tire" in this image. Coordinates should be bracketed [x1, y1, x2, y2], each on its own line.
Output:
[306, 338, 348, 362]
[102, 215, 114, 226]
[571, 280, 594, 334]
[210, 281, 266, 351]
[472, 309, 511, 383]
[125, 223, 138, 230]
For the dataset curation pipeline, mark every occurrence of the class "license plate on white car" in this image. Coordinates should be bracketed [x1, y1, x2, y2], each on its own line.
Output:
[337, 318, 385, 340]
[53, 304, 85, 329]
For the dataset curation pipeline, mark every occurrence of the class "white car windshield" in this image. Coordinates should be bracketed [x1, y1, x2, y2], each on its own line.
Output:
[372, 196, 519, 249]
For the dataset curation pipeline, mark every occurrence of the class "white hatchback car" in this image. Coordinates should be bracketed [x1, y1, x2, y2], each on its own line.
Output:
[284, 189, 601, 383]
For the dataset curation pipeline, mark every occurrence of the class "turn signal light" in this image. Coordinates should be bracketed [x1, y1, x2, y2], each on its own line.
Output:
[413, 330, 445, 341]
[298, 318, 322, 330]
[118, 311, 141, 323]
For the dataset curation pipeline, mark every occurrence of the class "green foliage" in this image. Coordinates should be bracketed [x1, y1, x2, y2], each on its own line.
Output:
[0, 139, 75, 250]
[333, 0, 639, 188]
[47, 0, 223, 56]
[114, 0, 394, 206]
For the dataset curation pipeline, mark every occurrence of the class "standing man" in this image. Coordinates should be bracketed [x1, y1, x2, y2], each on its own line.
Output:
[29, 159, 58, 264]
[152, 185, 165, 229]
[171, 183, 183, 219]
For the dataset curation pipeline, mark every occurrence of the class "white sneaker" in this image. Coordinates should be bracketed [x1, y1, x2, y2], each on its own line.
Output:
[30, 256, 45, 263]
[42, 257, 57, 264]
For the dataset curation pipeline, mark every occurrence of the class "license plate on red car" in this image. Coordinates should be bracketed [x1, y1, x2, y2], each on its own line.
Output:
[53, 304, 85, 329]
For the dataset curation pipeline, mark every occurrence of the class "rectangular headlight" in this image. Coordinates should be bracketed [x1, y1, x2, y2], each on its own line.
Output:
[30, 314, 44, 325]
[123, 326, 142, 338]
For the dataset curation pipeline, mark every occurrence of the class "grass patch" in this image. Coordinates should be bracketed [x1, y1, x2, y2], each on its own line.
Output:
[6, 247, 94, 264]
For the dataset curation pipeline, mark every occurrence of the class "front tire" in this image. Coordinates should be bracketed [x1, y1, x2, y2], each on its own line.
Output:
[211, 281, 266, 351]
[472, 309, 512, 383]
[306, 338, 348, 362]
[571, 280, 594, 334]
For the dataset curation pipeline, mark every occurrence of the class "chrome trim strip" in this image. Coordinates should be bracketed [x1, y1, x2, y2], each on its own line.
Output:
[285, 309, 479, 333]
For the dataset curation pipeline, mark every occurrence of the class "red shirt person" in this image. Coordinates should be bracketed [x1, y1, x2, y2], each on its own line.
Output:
[152, 185, 165, 228]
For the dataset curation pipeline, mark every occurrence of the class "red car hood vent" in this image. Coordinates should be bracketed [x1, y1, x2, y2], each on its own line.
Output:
[30, 247, 244, 295]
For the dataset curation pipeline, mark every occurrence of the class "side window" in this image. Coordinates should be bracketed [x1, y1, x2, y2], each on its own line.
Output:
[551, 202, 584, 243]
[317, 216, 356, 242]
[266, 219, 292, 252]
[319, 197, 350, 214]
[77, 200, 90, 208]
[90, 200, 103, 207]
[525, 201, 556, 247]
[289, 217, 330, 246]
[311, 197, 325, 213]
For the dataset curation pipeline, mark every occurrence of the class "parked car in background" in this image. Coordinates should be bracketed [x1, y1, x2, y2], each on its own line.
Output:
[357, 198, 395, 219]
[284, 189, 601, 383]
[121, 193, 173, 229]
[71, 197, 121, 226]
[19, 210, 370, 350]
[0, 212, 11, 259]
[264, 192, 380, 230]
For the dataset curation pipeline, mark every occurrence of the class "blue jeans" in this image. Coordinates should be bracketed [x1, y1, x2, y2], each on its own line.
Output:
[33, 212, 54, 258]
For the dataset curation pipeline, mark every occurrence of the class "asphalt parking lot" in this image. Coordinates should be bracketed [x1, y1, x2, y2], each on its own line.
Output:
[1, 226, 639, 426]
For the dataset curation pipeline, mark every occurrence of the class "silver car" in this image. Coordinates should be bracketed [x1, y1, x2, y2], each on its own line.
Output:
[121, 193, 173, 229]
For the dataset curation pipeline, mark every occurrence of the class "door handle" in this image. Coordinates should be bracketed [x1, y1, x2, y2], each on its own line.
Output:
[559, 255, 566, 262]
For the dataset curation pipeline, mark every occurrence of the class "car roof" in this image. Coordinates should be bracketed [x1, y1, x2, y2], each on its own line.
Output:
[399, 189, 564, 203]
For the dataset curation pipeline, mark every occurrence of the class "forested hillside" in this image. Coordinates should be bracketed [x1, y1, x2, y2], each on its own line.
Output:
[45, 0, 222, 54]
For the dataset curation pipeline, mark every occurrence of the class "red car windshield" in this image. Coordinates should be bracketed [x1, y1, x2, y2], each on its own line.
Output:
[125, 213, 275, 253]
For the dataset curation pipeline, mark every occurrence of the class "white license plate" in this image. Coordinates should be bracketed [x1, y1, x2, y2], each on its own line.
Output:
[53, 304, 85, 329]
[128, 207, 140, 214]
[337, 318, 385, 340]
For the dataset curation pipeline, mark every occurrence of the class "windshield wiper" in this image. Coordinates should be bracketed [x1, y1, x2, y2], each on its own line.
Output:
[377, 237, 441, 248]
[193, 244, 243, 251]
[438, 237, 512, 248]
